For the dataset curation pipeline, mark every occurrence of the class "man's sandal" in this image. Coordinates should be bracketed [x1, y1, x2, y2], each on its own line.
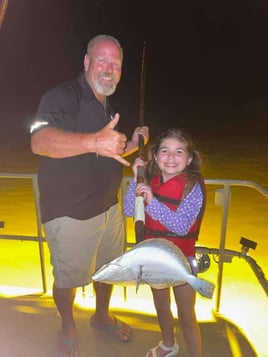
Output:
[145, 338, 179, 357]
[90, 315, 133, 342]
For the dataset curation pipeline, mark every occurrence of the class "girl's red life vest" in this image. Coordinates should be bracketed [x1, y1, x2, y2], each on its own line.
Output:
[144, 173, 206, 257]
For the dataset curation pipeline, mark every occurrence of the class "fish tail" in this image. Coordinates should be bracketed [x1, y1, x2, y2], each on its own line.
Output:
[187, 276, 215, 299]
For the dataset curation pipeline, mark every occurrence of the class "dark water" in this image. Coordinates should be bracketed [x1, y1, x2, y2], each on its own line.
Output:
[1, 115, 268, 179]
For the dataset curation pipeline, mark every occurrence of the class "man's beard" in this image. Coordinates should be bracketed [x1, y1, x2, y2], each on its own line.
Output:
[94, 73, 117, 96]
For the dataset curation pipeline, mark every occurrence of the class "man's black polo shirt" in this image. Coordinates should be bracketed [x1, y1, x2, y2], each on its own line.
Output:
[33, 73, 122, 223]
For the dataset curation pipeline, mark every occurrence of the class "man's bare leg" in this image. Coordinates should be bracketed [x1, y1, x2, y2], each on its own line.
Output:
[53, 283, 79, 357]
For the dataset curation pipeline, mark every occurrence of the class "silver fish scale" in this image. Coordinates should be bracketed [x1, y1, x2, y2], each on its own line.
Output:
[129, 239, 192, 288]
[93, 238, 192, 287]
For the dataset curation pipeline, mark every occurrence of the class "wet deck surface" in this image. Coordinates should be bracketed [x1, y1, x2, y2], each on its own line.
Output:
[0, 292, 258, 357]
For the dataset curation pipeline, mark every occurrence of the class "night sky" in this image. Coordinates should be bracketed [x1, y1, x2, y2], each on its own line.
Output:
[1, 0, 268, 140]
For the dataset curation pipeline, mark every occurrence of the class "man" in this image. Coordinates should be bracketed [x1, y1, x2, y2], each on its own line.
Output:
[31, 34, 148, 357]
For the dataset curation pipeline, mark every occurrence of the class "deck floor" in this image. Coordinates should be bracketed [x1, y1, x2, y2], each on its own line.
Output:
[0, 289, 258, 357]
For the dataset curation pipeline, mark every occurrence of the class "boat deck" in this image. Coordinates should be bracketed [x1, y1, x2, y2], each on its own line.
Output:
[0, 288, 258, 357]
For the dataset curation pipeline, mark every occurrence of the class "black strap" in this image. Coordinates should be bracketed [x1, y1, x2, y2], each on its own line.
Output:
[144, 228, 199, 239]
[154, 193, 181, 206]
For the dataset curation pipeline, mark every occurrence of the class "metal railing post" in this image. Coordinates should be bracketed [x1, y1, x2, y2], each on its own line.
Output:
[215, 184, 231, 312]
[32, 174, 47, 294]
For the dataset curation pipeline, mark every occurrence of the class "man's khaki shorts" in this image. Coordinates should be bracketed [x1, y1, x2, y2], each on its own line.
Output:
[44, 204, 124, 288]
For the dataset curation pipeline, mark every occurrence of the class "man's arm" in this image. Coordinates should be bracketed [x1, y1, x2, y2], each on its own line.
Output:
[31, 115, 130, 166]
[31, 127, 95, 158]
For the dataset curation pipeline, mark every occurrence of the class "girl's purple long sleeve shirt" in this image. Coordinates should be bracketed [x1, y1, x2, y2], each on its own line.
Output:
[123, 180, 204, 236]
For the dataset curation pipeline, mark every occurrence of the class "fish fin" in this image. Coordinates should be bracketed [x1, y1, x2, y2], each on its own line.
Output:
[136, 265, 142, 293]
[187, 276, 215, 299]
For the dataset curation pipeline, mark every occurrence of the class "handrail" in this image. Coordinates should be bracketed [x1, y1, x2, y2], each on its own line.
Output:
[0, 172, 46, 293]
[203, 179, 268, 310]
[121, 177, 268, 311]
[204, 178, 268, 198]
[1, 173, 268, 306]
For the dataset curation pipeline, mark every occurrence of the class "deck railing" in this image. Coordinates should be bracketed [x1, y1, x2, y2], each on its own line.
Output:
[121, 177, 268, 311]
[0, 173, 46, 292]
[1, 173, 268, 311]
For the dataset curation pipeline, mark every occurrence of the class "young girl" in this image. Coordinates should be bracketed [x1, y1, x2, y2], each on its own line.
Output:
[123, 128, 206, 357]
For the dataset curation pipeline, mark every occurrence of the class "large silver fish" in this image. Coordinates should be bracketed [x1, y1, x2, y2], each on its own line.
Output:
[92, 238, 215, 299]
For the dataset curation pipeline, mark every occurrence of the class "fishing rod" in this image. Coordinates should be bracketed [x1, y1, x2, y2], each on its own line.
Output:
[134, 41, 147, 244]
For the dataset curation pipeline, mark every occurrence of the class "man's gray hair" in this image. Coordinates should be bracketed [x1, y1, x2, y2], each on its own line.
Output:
[87, 34, 123, 60]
